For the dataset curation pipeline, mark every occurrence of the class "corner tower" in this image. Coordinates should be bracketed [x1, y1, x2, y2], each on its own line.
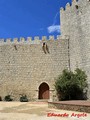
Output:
[60, 0, 90, 99]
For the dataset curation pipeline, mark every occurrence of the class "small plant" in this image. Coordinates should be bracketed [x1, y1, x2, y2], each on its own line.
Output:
[4, 95, 13, 101]
[20, 95, 28, 102]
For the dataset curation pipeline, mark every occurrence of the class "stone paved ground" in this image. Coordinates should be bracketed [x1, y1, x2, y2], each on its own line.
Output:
[0, 102, 90, 120]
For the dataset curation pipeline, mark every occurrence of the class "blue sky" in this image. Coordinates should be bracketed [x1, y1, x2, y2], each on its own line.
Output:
[0, 0, 71, 39]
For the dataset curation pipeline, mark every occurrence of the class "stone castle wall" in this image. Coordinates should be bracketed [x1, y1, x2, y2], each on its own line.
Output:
[60, 0, 90, 98]
[0, 0, 90, 101]
[0, 36, 69, 101]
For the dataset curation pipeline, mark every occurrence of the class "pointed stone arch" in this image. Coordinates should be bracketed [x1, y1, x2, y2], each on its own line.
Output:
[38, 82, 50, 99]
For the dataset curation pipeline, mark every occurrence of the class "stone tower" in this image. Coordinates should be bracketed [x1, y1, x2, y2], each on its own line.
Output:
[60, 0, 90, 98]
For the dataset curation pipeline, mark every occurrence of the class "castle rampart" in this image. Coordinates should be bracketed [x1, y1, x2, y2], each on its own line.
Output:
[0, 0, 90, 101]
[0, 36, 69, 101]
[0, 35, 68, 44]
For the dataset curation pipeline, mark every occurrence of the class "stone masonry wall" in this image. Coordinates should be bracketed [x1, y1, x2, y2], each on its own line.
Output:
[60, 0, 90, 99]
[0, 36, 69, 101]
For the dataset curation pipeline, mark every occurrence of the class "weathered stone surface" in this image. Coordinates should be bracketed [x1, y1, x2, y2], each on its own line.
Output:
[48, 101, 90, 113]
[60, 0, 90, 99]
[0, 39, 69, 101]
[0, 0, 90, 101]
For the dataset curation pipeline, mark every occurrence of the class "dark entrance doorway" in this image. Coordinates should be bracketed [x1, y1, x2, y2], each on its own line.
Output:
[39, 82, 49, 99]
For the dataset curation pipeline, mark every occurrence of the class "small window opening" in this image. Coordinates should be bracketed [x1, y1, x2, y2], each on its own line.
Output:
[75, 5, 79, 9]
[42, 42, 49, 54]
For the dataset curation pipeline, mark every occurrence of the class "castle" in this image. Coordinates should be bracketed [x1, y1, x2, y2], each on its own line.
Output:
[0, 0, 90, 101]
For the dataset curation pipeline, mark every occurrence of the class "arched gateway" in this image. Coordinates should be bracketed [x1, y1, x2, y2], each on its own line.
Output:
[38, 82, 50, 99]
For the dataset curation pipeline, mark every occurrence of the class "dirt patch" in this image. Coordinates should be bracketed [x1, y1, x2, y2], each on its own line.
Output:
[0, 104, 48, 116]
[0, 102, 90, 120]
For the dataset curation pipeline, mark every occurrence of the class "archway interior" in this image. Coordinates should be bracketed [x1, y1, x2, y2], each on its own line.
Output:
[39, 82, 49, 99]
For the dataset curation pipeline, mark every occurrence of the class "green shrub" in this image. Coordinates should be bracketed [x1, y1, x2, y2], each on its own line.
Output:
[20, 95, 28, 102]
[4, 95, 13, 101]
[55, 68, 88, 100]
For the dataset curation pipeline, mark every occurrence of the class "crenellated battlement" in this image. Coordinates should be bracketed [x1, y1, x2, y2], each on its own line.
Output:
[0, 35, 68, 45]
[60, 0, 90, 12]
[60, 0, 90, 36]
[65, 3, 71, 10]
[60, 0, 78, 12]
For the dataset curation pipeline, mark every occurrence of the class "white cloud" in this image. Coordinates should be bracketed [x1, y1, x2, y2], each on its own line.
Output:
[47, 25, 60, 33]
[47, 11, 61, 34]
